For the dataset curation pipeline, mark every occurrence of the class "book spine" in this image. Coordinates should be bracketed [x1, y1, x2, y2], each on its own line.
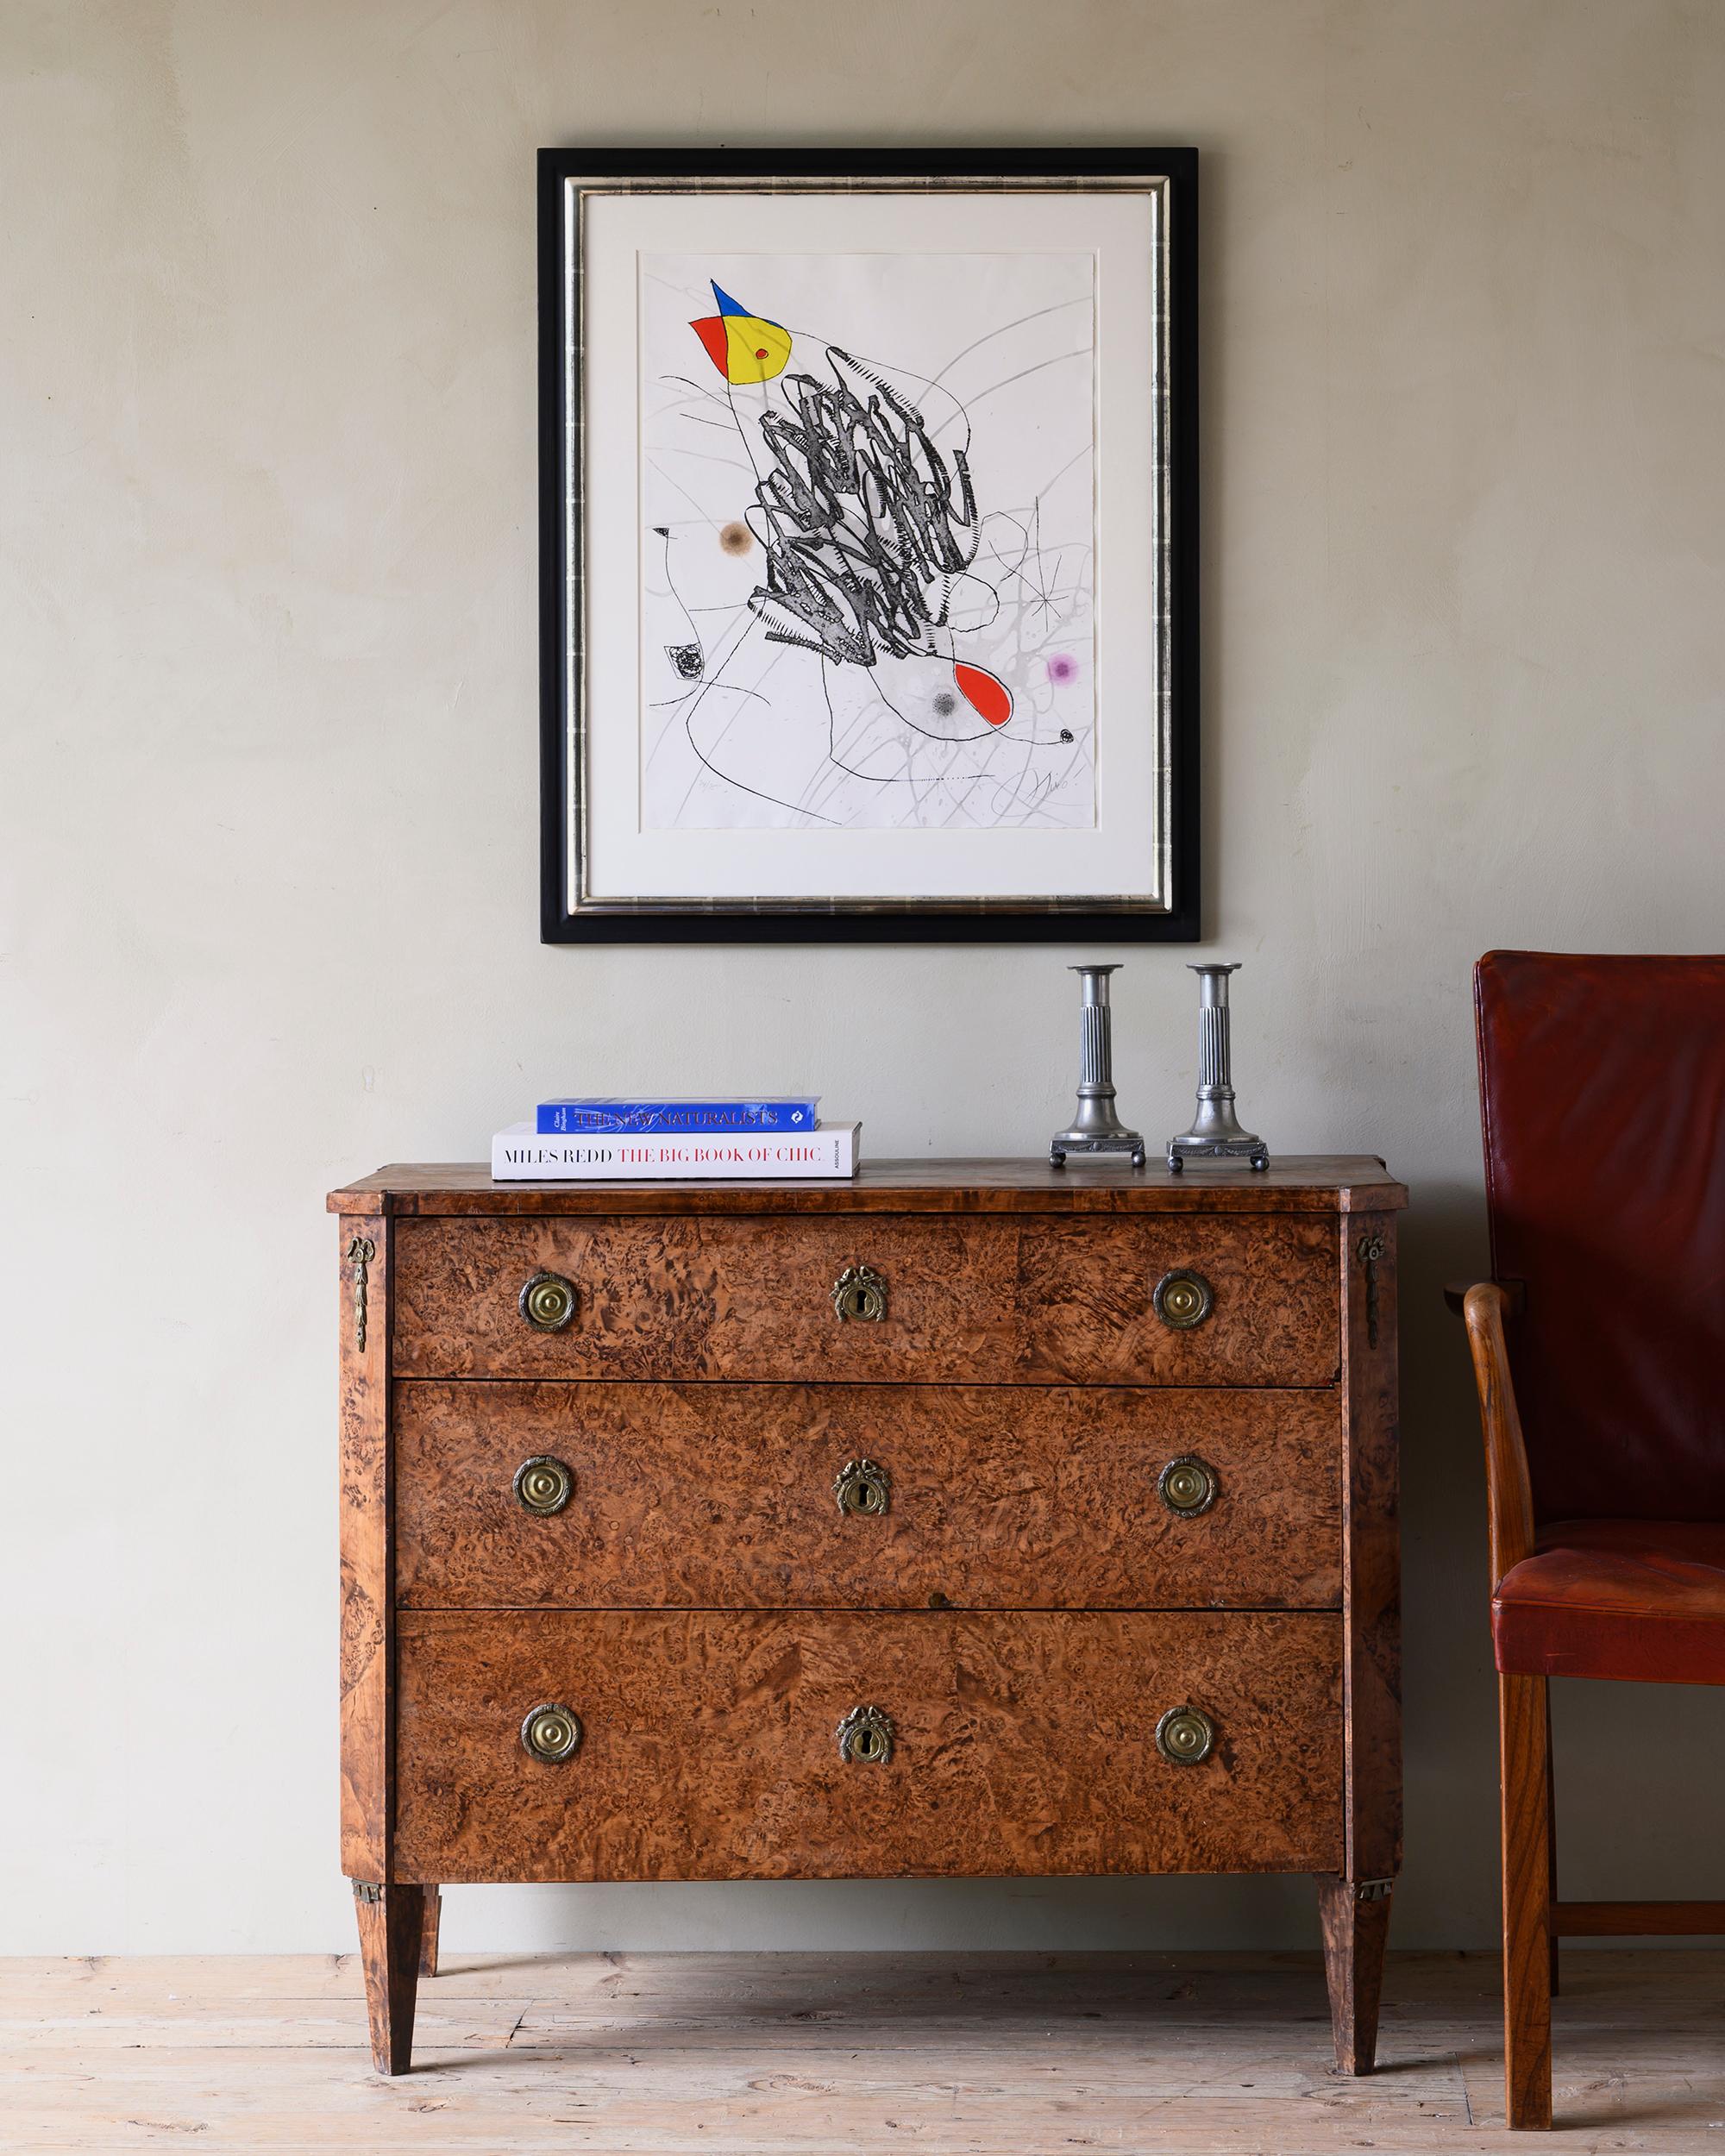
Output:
[494, 1131, 856, 1181]
[535, 1100, 819, 1135]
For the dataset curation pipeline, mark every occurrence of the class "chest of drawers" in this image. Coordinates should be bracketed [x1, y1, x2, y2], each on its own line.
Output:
[330, 1156, 1404, 2078]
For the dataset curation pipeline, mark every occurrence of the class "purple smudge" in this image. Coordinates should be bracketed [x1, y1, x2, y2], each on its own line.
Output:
[1047, 653, 1079, 685]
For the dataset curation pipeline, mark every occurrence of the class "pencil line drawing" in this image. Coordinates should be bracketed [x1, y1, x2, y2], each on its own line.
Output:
[639, 252, 1097, 831]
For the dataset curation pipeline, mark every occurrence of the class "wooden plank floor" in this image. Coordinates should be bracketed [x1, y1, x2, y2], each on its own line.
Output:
[3, 1949, 1722, 2152]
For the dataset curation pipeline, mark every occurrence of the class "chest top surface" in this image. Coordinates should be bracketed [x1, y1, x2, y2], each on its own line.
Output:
[329, 1155, 1406, 1218]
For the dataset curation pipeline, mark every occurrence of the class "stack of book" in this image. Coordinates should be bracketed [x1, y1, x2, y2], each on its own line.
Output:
[491, 1095, 860, 1181]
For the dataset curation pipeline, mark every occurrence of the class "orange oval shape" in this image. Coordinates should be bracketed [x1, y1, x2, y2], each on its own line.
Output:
[954, 662, 1013, 727]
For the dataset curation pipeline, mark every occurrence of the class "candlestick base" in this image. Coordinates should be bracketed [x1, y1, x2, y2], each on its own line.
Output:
[1051, 1122, 1148, 1170]
[1166, 1128, 1270, 1173]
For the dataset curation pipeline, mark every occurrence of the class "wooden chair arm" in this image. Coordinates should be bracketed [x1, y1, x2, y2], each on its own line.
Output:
[1444, 1277, 1526, 1317]
[1455, 1281, 1536, 1582]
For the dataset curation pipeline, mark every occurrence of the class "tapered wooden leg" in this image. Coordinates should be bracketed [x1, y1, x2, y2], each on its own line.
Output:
[353, 1882, 423, 2075]
[1543, 1689, 1560, 1998]
[1315, 1873, 1394, 2072]
[418, 1884, 442, 1977]
[1501, 1672, 1553, 2129]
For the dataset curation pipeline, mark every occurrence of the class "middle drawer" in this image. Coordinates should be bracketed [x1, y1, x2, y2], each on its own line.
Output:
[395, 1382, 1342, 1610]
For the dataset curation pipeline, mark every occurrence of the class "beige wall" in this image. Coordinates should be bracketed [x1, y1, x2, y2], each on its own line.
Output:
[3, 0, 1722, 1954]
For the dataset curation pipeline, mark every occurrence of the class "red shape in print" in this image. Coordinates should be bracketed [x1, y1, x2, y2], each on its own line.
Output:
[690, 316, 731, 374]
[954, 662, 1013, 728]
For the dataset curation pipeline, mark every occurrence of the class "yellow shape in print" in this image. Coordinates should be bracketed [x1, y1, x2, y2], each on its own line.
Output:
[724, 313, 793, 384]
[690, 281, 792, 385]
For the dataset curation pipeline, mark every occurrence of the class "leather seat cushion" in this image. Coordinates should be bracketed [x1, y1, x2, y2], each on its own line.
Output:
[1493, 1519, 1725, 1684]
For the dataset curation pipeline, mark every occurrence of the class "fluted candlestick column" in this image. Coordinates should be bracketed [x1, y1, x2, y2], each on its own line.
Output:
[1167, 963, 1270, 1171]
[1051, 965, 1146, 1169]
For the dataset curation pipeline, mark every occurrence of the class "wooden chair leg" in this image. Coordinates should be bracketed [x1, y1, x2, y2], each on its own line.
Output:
[353, 1882, 423, 2075]
[1500, 1673, 1553, 2129]
[418, 1885, 442, 1978]
[1544, 1690, 1559, 1998]
[1314, 1874, 1394, 2073]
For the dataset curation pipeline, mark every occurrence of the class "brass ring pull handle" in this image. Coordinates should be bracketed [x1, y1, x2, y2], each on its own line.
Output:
[833, 1457, 890, 1517]
[831, 1264, 888, 1322]
[514, 1455, 574, 1517]
[1152, 1269, 1214, 1331]
[1155, 1703, 1216, 1765]
[1157, 1455, 1219, 1517]
[520, 1702, 583, 1764]
[519, 1270, 578, 1332]
[836, 1703, 895, 1764]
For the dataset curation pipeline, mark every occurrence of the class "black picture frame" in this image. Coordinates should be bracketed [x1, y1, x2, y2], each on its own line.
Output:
[538, 146, 1199, 944]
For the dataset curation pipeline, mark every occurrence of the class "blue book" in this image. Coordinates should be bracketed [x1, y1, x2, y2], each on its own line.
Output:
[535, 1095, 821, 1136]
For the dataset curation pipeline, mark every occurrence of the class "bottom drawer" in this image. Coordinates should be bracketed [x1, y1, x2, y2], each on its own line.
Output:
[394, 1610, 1342, 1882]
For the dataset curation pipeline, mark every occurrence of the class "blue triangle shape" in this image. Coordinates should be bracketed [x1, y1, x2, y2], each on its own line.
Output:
[712, 281, 746, 317]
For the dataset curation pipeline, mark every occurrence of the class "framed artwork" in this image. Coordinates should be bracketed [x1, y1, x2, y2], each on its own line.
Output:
[538, 147, 1198, 943]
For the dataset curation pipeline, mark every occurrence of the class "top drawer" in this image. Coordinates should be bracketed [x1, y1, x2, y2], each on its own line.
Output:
[391, 1213, 1339, 1386]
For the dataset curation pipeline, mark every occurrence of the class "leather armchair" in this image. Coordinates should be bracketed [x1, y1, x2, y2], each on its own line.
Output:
[1454, 950, 1725, 2129]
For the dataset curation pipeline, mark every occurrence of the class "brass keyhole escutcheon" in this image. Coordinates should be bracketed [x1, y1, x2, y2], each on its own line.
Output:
[836, 1703, 895, 1764]
[834, 1457, 890, 1518]
[519, 1270, 578, 1332]
[514, 1455, 574, 1517]
[831, 1264, 888, 1323]
[1157, 1455, 1219, 1518]
[1155, 1704, 1216, 1765]
[520, 1702, 583, 1764]
[1152, 1269, 1214, 1331]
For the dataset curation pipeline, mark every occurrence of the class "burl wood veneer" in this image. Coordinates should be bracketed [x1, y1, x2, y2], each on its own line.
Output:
[389, 1213, 1339, 1385]
[394, 1610, 1344, 1881]
[394, 1382, 1343, 1611]
[330, 1157, 1405, 2082]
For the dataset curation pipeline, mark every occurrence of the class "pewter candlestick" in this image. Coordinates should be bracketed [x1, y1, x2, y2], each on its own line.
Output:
[1051, 964, 1146, 1169]
[1167, 963, 1270, 1171]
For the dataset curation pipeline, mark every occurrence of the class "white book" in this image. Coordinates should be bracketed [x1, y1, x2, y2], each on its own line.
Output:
[491, 1120, 861, 1181]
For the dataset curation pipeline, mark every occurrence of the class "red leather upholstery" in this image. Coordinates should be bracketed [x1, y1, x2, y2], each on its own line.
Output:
[1475, 951, 1725, 1523]
[1493, 1520, 1725, 1684]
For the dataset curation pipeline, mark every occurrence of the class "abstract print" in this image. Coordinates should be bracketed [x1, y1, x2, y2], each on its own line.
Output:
[640, 252, 1096, 831]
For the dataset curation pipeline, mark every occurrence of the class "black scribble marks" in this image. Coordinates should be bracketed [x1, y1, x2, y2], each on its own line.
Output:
[656, 528, 706, 683]
[1059, 728, 1074, 742]
[750, 351, 982, 667]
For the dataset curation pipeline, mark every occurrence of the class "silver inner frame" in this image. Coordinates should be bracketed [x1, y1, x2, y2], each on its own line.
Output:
[561, 172, 1175, 917]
